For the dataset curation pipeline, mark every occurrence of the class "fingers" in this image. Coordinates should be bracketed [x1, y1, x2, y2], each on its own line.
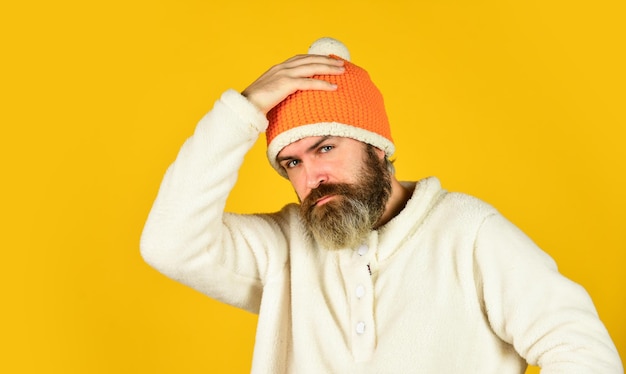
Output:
[281, 54, 346, 69]
[268, 55, 345, 83]
[242, 55, 346, 115]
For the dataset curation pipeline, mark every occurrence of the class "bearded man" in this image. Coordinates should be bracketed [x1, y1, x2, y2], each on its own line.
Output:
[140, 38, 622, 373]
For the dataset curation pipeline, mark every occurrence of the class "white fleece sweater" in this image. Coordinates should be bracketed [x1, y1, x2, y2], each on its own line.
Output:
[140, 89, 623, 373]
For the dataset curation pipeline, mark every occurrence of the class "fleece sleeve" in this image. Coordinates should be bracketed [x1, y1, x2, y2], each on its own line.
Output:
[474, 213, 623, 373]
[140, 89, 287, 314]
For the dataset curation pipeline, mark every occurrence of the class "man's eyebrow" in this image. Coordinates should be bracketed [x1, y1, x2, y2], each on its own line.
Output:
[276, 136, 333, 163]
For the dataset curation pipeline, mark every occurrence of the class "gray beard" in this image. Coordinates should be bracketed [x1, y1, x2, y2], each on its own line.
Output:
[305, 194, 374, 250]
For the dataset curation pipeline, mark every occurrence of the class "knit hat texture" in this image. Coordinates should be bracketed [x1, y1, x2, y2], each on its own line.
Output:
[266, 37, 394, 177]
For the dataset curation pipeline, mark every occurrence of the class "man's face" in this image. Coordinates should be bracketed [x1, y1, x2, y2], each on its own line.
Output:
[276, 136, 391, 250]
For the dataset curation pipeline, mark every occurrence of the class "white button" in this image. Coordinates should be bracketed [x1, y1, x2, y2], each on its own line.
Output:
[356, 321, 366, 335]
[355, 284, 365, 299]
[357, 245, 368, 256]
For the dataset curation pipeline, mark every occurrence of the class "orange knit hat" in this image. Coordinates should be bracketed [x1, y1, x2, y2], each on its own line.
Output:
[266, 37, 394, 177]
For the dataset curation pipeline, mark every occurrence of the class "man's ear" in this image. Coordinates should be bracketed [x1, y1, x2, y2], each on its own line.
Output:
[374, 147, 385, 160]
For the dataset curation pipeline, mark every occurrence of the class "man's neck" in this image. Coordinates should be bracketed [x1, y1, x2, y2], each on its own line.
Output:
[375, 177, 414, 228]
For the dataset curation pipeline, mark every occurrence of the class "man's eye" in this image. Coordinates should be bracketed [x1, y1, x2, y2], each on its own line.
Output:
[286, 160, 299, 168]
[320, 145, 334, 153]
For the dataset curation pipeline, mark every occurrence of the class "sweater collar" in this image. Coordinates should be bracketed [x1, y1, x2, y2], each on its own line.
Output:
[374, 177, 447, 262]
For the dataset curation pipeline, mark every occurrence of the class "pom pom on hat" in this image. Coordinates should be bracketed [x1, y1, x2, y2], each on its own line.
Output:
[266, 37, 394, 178]
[307, 37, 351, 61]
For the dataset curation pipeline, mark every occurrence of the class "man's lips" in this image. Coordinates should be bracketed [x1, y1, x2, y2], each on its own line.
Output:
[315, 194, 336, 206]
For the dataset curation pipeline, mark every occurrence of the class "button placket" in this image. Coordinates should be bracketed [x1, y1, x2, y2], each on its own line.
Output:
[348, 243, 376, 362]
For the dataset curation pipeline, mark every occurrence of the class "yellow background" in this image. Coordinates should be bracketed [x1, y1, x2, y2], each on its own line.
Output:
[1, 0, 624, 373]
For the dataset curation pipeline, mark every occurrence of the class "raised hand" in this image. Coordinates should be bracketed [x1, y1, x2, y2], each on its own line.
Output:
[242, 54, 345, 115]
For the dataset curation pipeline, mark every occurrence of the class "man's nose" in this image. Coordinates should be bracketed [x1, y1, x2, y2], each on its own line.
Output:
[305, 162, 327, 190]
